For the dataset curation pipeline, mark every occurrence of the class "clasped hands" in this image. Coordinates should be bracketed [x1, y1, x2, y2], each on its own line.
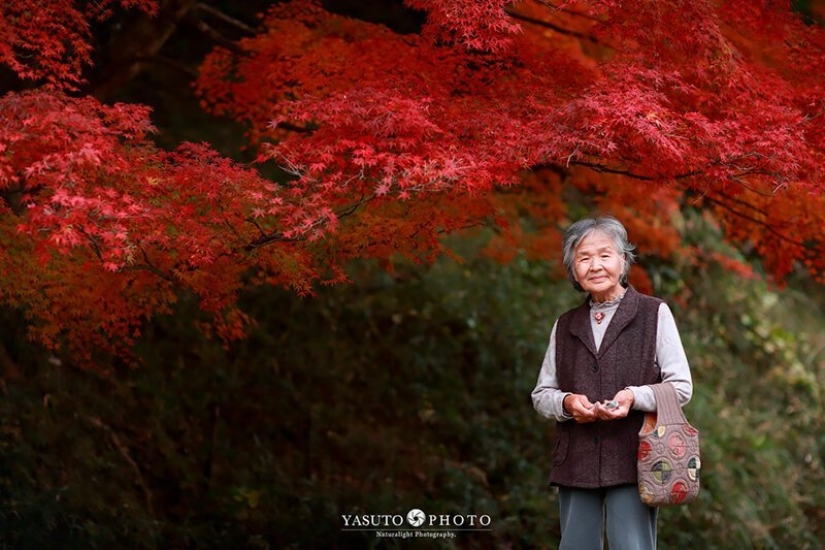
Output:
[563, 389, 634, 423]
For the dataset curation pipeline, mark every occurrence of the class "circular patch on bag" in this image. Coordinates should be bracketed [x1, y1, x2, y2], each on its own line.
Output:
[683, 424, 698, 437]
[651, 460, 672, 484]
[668, 432, 687, 458]
[688, 456, 701, 481]
[638, 440, 652, 461]
[671, 480, 689, 503]
[638, 481, 655, 505]
[654, 425, 667, 438]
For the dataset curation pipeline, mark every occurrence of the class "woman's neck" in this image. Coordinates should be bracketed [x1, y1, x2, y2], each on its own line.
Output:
[590, 286, 626, 304]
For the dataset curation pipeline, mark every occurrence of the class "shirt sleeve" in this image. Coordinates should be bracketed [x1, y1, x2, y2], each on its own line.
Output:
[627, 302, 693, 412]
[531, 321, 574, 422]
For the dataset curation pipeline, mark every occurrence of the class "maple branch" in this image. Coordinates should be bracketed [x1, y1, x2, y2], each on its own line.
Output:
[222, 219, 243, 241]
[243, 194, 375, 251]
[243, 232, 302, 251]
[708, 189, 770, 218]
[184, 13, 246, 55]
[92, 0, 200, 100]
[78, 228, 105, 262]
[728, 176, 779, 198]
[557, 156, 819, 256]
[277, 122, 314, 134]
[534, 0, 602, 22]
[802, 109, 825, 123]
[567, 160, 658, 180]
[697, 193, 823, 255]
[194, 3, 257, 35]
[337, 193, 375, 218]
[128, 55, 200, 80]
[567, 158, 773, 186]
[504, 7, 600, 43]
[127, 249, 177, 283]
[243, 228, 320, 252]
[245, 217, 269, 240]
[0, 184, 28, 215]
[437, 221, 489, 234]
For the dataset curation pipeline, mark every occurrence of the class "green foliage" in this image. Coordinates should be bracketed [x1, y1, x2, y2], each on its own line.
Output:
[0, 228, 823, 548]
[649, 212, 825, 549]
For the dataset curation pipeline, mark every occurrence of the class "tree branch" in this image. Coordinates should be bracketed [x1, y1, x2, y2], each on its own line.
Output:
[0, 341, 21, 381]
[123, 249, 177, 283]
[553, 159, 819, 255]
[194, 3, 257, 35]
[183, 13, 246, 55]
[700, 193, 823, 254]
[534, 0, 603, 22]
[85, 415, 155, 517]
[504, 7, 601, 44]
[242, 194, 376, 252]
[277, 121, 314, 134]
[129, 54, 200, 80]
[92, 0, 200, 100]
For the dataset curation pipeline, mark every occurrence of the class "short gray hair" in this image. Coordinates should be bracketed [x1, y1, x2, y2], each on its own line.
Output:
[562, 216, 636, 292]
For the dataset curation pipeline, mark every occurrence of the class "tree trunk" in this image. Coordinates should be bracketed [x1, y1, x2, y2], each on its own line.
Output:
[91, 0, 199, 100]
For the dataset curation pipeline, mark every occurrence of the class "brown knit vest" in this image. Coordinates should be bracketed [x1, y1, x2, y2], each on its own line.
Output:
[549, 286, 662, 488]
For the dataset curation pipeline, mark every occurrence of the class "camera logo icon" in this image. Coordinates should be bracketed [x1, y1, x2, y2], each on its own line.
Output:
[406, 508, 426, 527]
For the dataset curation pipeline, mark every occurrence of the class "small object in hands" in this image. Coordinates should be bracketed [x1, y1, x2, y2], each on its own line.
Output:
[593, 312, 606, 324]
[604, 400, 619, 409]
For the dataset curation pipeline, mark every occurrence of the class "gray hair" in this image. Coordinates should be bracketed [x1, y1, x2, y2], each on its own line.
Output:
[562, 216, 636, 292]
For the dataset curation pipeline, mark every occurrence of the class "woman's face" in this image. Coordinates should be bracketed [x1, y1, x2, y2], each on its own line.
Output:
[572, 230, 626, 302]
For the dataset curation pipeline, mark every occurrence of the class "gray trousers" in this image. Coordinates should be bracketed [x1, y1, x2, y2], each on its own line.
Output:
[559, 484, 658, 550]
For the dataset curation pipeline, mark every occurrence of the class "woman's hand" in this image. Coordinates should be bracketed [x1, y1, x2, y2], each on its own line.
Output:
[594, 389, 635, 421]
[563, 394, 598, 423]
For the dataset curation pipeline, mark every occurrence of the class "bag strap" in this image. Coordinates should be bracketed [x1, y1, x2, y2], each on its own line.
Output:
[650, 382, 687, 425]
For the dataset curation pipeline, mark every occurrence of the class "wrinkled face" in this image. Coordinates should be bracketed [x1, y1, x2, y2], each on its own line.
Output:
[573, 231, 626, 302]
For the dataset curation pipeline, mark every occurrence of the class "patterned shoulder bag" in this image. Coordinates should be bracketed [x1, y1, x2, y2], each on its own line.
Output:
[637, 382, 701, 506]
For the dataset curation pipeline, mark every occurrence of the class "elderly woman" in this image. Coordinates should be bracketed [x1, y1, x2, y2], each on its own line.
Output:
[532, 216, 693, 550]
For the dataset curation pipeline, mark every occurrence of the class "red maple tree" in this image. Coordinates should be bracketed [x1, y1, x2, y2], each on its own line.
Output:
[2, 0, 825, 361]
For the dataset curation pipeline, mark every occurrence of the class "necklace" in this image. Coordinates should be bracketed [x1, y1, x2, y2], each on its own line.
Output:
[590, 289, 626, 325]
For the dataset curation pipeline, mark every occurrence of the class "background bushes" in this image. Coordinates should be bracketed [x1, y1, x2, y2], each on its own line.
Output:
[0, 230, 823, 548]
